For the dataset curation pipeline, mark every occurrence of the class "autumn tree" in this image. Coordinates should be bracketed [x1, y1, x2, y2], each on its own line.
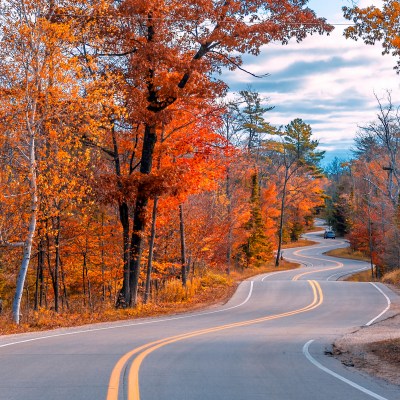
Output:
[218, 101, 243, 274]
[0, 0, 85, 323]
[0, 0, 118, 321]
[340, 94, 400, 276]
[343, 0, 400, 72]
[74, 0, 333, 306]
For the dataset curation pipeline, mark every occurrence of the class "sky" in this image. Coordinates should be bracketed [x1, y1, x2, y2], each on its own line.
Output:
[224, 0, 400, 165]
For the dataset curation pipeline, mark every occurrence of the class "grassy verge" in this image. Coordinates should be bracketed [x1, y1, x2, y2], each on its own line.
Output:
[325, 247, 400, 288]
[344, 270, 376, 283]
[381, 269, 400, 288]
[283, 238, 319, 249]
[324, 247, 370, 262]
[325, 247, 375, 283]
[0, 259, 299, 335]
[324, 244, 400, 383]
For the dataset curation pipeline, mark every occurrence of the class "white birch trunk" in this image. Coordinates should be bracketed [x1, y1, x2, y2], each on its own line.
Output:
[12, 134, 38, 324]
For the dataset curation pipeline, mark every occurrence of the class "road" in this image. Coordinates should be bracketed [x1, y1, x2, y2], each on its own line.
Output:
[0, 229, 398, 400]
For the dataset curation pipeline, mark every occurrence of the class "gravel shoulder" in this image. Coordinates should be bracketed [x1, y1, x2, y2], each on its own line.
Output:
[332, 285, 400, 386]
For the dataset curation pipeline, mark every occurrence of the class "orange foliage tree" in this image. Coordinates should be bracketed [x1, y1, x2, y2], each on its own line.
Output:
[0, 0, 87, 322]
[0, 0, 334, 323]
[344, 0, 400, 72]
[326, 94, 400, 277]
[70, 0, 333, 306]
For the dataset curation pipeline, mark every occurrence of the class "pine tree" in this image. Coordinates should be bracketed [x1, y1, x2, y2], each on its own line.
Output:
[244, 172, 273, 267]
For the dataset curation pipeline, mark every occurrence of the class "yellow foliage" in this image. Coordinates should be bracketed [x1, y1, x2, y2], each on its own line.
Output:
[382, 269, 400, 286]
[157, 279, 201, 303]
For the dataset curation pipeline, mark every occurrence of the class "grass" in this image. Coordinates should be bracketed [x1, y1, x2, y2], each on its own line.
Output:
[282, 238, 319, 249]
[381, 269, 400, 286]
[325, 247, 400, 288]
[324, 247, 370, 262]
[345, 270, 377, 283]
[325, 247, 374, 283]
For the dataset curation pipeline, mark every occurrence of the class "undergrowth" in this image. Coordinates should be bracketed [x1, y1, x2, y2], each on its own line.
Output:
[325, 247, 400, 288]
[0, 260, 299, 335]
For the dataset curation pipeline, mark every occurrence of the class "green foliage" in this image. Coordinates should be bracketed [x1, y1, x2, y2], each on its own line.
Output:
[238, 89, 276, 152]
[283, 118, 325, 170]
[324, 158, 353, 237]
[244, 172, 273, 267]
[289, 221, 304, 242]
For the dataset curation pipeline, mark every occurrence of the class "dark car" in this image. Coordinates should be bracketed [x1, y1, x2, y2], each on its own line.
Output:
[324, 230, 336, 239]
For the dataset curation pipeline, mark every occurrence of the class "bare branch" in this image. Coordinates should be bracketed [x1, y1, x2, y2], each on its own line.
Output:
[0, 231, 24, 248]
[210, 50, 270, 78]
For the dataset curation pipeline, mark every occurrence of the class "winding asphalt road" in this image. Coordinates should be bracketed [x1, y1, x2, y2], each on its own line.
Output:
[0, 229, 399, 400]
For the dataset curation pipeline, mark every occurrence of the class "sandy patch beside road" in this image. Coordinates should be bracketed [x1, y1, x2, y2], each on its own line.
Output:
[333, 289, 400, 386]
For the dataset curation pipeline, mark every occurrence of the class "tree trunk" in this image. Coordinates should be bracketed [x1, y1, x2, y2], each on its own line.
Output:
[82, 253, 87, 306]
[60, 258, 69, 310]
[12, 134, 38, 324]
[226, 168, 232, 275]
[101, 213, 106, 302]
[128, 123, 157, 306]
[119, 202, 130, 306]
[179, 203, 187, 287]
[34, 238, 44, 310]
[86, 267, 93, 310]
[144, 196, 158, 304]
[276, 169, 288, 267]
[54, 215, 60, 312]
[111, 122, 131, 308]
[366, 179, 375, 279]
[46, 231, 57, 306]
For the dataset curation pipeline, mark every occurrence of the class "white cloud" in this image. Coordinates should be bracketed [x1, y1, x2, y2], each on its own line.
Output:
[224, 2, 400, 162]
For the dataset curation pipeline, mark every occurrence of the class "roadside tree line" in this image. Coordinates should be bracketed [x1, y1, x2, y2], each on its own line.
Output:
[0, 0, 331, 323]
[325, 0, 400, 279]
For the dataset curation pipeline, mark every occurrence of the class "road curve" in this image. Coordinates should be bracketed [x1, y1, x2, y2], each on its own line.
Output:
[0, 229, 398, 400]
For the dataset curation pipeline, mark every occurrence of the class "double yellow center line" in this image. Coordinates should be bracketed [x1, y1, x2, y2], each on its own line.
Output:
[290, 248, 344, 281]
[107, 280, 324, 400]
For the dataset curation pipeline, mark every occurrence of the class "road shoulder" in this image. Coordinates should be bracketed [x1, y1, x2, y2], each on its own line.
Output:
[332, 305, 400, 386]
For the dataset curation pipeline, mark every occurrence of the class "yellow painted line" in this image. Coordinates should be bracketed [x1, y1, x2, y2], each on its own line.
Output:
[291, 248, 344, 281]
[292, 265, 343, 281]
[106, 280, 324, 400]
[106, 341, 162, 399]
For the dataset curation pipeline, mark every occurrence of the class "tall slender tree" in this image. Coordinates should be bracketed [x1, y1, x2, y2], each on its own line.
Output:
[273, 119, 324, 266]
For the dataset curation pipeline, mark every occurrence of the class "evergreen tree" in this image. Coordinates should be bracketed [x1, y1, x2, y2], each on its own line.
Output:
[274, 119, 324, 266]
[238, 89, 274, 157]
[244, 172, 273, 267]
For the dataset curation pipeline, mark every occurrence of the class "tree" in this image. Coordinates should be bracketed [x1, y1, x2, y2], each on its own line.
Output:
[0, 0, 82, 323]
[272, 119, 324, 266]
[238, 89, 274, 156]
[339, 94, 400, 277]
[243, 171, 273, 267]
[218, 101, 243, 274]
[77, 0, 333, 306]
[343, 1, 400, 72]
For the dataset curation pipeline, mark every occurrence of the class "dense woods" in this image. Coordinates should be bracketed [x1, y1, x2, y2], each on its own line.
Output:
[325, 92, 400, 279]
[323, 1, 400, 281]
[0, 0, 333, 325]
[1, 0, 400, 330]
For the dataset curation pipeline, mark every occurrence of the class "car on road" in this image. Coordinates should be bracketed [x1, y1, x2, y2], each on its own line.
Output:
[324, 230, 336, 239]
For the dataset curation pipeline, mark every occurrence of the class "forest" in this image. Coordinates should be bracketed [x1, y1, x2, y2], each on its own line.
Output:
[1, 0, 399, 329]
